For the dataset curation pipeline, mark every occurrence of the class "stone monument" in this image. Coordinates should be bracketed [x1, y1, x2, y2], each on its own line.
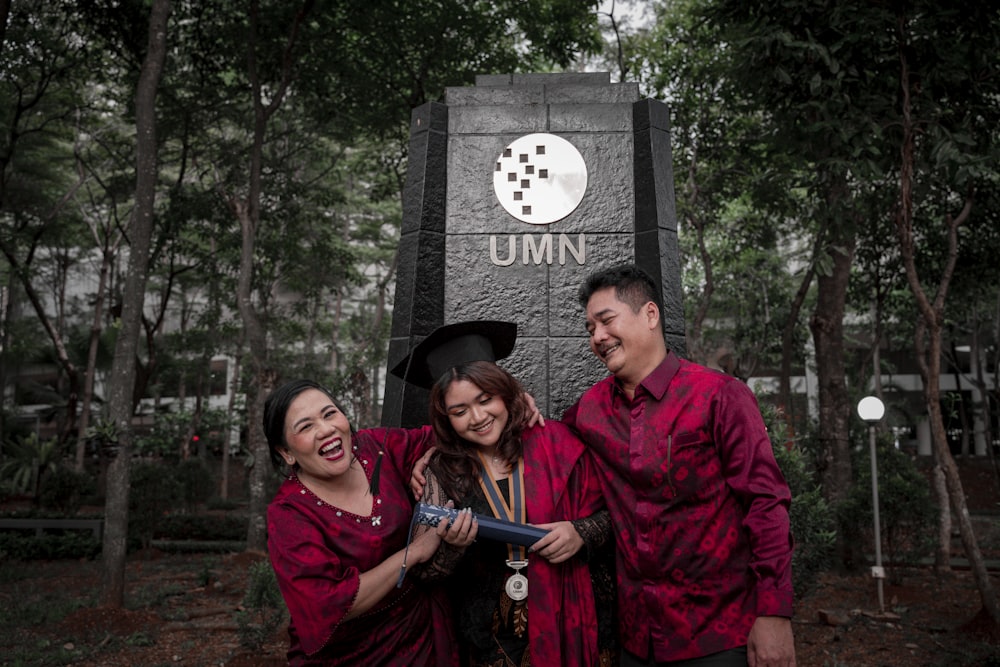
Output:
[383, 72, 682, 427]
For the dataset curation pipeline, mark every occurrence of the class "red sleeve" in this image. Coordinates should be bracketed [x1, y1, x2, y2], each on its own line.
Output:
[267, 496, 359, 655]
[714, 380, 794, 617]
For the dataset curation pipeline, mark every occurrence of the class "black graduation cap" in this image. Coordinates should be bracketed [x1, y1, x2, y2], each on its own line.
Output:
[390, 320, 517, 389]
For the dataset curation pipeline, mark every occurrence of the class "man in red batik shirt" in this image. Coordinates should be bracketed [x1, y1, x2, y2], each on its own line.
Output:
[562, 264, 796, 667]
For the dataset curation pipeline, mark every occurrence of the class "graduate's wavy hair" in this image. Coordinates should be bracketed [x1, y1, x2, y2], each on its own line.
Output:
[262, 379, 356, 470]
[428, 361, 530, 500]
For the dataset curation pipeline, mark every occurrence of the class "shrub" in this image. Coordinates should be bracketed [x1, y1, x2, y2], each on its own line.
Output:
[174, 459, 215, 511]
[0, 532, 101, 560]
[129, 461, 183, 550]
[38, 466, 96, 515]
[154, 513, 246, 541]
[206, 496, 243, 511]
[760, 403, 837, 598]
[0, 433, 62, 498]
[839, 433, 936, 583]
[236, 560, 287, 650]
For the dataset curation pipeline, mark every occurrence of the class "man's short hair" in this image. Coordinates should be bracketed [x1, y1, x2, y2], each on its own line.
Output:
[578, 264, 660, 314]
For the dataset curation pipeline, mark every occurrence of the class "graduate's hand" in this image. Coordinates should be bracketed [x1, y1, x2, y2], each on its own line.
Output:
[523, 392, 545, 427]
[527, 521, 582, 564]
[409, 447, 435, 500]
[436, 506, 478, 548]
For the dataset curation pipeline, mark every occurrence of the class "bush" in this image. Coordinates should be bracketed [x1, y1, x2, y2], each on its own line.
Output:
[0, 433, 62, 498]
[0, 532, 101, 560]
[236, 560, 287, 650]
[38, 466, 96, 515]
[206, 496, 243, 511]
[174, 459, 215, 511]
[760, 403, 837, 598]
[129, 461, 184, 549]
[839, 433, 936, 583]
[154, 513, 247, 541]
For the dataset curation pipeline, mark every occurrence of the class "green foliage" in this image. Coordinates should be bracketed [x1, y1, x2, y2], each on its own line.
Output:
[128, 462, 184, 550]
[235, 560, 287, 650]
[0, 561, 93, 654]
[154, 513, 247, 541]
[37, 466, 97, 515]
[134, 409, 231, 459]
[0, 531, 101, 561]
[173, 459, 215, 511]
[197, 557, 217, 587]
[206, 496, 243, 511]
[759, 403, 836, 597]
[0, 434, 64, 498]
[839, 434, 936, 583]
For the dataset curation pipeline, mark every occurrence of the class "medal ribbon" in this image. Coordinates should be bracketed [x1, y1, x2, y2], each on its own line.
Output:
[476, 451, 527, 562]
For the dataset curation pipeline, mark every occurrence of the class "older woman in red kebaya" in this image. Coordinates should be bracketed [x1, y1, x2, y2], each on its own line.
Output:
[263, 379, 458, 667]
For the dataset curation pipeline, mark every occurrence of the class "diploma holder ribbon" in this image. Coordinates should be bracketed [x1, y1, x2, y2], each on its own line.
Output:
[478, 452, 529, 601]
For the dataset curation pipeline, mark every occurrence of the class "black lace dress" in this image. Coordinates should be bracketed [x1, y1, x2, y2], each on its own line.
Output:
[419, 468, 618, 667]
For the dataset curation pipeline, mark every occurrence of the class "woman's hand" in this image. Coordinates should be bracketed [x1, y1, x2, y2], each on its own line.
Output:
[523, 392, 546, 427]
[527, 520, 583, 564]
[406, 524, 444, 564]
[437, 507, 478, 548]
[409, 447, 435, 500]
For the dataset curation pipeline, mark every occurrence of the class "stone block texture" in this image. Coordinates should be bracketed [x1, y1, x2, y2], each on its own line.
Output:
[383, 73, 682, 427]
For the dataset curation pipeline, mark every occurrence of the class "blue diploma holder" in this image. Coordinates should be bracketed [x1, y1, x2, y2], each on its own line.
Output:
[411, 502, 549, 547]
[396, 502, 549, 588]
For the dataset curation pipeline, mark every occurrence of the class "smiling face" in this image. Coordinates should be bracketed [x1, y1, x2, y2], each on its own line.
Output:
[443, 378, 510, 450]
[585, 286, 667, 395]
[279, 388, 354, 484]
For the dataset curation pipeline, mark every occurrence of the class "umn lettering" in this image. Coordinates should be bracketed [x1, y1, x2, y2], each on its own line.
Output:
[489, 234, 586, 266]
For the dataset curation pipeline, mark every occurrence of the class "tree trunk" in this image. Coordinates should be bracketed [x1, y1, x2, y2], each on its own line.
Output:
[99, 0, 170, 608]
[893, 9, 1000, 624]
[234, 0, 314, 552]
[221, 350, 243, 500]
[76, 248, 114, 471]
[809, 215, 856, 508]
[932, 460, 951, 574]
[780, 261, 815, 423]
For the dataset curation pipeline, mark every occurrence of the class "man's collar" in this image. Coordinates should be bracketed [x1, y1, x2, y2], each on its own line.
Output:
[612, 351, 678, 400]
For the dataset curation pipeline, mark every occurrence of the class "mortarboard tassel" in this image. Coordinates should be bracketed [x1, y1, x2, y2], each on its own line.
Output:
[369, 449, 384, 496]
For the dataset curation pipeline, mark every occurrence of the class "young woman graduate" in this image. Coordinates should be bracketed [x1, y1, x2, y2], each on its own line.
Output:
[392, 320, 618, 667]
[263, 379, 459, 666]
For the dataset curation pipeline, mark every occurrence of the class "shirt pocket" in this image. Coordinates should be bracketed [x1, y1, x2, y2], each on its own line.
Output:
[663, 430, 714, 499]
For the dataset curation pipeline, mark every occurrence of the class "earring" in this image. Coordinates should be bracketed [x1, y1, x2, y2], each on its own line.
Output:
[283, 454, 296, 465]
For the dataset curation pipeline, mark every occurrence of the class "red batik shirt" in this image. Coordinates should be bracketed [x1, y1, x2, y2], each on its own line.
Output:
[562, 352, 794, 662]
[267, 426, 458, 667]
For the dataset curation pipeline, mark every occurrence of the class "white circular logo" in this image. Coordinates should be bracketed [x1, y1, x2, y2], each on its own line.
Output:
[493, 133, 588, 225]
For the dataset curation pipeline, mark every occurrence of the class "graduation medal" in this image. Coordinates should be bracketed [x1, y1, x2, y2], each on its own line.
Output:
[505, 559, 528, 601]
[478, 452, 530, 602]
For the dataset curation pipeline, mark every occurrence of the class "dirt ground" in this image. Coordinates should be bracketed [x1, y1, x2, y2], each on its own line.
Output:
[5, 554, 1000, 667]
[4, 458, 1000, 666]
[4, 550, 1000, 667]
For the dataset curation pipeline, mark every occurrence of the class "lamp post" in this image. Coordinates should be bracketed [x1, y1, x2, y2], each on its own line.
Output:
[857, 395, 886, 613]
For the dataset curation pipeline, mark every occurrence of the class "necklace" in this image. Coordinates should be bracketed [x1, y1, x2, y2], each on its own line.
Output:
[293, 448, 382, 526]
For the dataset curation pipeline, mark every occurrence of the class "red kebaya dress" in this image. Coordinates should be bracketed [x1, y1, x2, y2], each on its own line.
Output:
[267, 426, 458, 666]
